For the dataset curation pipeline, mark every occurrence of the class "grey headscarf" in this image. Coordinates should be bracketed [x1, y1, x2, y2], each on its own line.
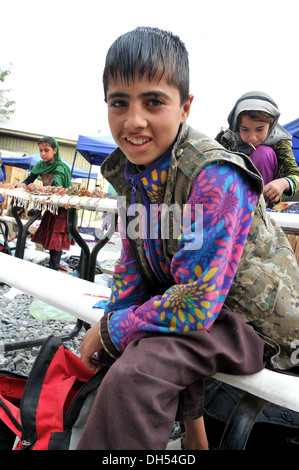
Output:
[222, 91, 292, 155]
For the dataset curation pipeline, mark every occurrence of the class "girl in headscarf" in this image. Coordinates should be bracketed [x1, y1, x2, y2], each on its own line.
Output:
[18, 136, 72, 270]
[217, 91, 299, 204]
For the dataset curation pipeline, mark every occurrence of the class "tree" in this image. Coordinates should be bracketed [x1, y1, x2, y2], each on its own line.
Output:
[0, 65, 16, 120]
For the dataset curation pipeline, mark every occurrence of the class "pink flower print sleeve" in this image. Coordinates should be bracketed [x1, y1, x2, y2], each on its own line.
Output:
[108, 236, 151, 310]
[104, 162, 258, 354]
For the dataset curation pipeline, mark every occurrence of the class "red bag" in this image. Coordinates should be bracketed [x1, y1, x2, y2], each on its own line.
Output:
[0, 336, 105, 450]
[0, 371, 25, 442]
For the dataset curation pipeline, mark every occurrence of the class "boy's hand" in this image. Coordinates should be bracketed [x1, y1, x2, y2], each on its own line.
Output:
[80, 322, 103, 372]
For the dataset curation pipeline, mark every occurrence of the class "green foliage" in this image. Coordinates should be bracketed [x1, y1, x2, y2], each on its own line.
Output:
[0, 65, 16, 120]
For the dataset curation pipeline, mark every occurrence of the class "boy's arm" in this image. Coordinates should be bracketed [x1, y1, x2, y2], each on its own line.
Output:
[98, 162, 259, 361]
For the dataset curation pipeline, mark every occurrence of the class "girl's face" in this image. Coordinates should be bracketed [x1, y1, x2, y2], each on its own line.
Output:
[238, 115, 270, 148]
[38, 142, 57, 162]
[106, 73, 193, 167]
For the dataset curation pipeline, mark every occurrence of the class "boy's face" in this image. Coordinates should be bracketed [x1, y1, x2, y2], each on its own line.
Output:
[106, 74, 193, 166]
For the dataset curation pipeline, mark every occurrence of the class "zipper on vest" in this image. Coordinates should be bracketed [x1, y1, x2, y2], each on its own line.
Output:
[127, 178, 137, 217]
[133, 175, 171, 286]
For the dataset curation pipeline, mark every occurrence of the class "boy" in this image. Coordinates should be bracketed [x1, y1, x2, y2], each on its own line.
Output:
[78, 27, 299, 450]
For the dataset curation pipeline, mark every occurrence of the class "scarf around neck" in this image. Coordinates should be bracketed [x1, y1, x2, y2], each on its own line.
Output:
[222, 91, 292, 155]
[31, 136, 72, 188]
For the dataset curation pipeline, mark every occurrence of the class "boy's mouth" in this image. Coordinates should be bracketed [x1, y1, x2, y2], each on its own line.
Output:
[125, 137, 151, 146]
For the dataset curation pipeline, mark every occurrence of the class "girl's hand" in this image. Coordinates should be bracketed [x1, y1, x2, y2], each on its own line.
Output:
[27, 184, 45, 193]
[80, 322, 103, 372]
[263, 178, 290, 204]
[26, 183, 37, 192]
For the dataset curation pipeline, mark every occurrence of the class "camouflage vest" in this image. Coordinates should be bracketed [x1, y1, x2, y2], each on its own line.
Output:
[101, 124, 299, 370]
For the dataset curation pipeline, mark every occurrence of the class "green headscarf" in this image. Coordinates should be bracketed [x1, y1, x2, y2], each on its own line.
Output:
[31, 136, 72, 188]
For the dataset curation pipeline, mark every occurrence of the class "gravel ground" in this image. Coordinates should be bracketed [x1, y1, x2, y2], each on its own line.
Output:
[0, 283, 87, 374]
[0, 234, 122, 375]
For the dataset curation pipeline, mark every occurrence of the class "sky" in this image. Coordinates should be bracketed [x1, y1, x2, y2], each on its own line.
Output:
[1, 0, 299, 144]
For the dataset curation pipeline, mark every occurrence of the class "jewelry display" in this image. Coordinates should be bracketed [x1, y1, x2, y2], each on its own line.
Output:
[0, 183, 117, 214]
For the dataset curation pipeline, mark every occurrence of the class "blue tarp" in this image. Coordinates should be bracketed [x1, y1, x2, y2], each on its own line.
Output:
[284, 118, 299, 164]
[75, 135, 117, 166]
[1, 152, 98, 179]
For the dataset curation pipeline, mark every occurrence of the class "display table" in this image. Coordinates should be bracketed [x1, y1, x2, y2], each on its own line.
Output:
[0, 187, 118, 213]
[267, 201, 299, 234]
[269, 210, 299, 234]
[0, 187, 118, 280]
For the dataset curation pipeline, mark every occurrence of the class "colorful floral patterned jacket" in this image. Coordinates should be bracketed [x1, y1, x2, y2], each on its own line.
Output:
[99, 124, 299, 370]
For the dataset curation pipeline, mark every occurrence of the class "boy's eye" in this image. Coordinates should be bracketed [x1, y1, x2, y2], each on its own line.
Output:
[110, 100, 125, 108]
[148, 98, 164, 107]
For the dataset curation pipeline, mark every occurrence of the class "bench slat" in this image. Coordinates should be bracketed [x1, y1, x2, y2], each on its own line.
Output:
[0, 252, 107, 326]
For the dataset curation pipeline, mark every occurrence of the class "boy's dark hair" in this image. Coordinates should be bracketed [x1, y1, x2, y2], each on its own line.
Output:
[38, 136, 57, 150]
[103, 27, 190, 104]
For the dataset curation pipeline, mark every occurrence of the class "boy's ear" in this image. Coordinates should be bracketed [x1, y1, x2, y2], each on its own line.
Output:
[180, 94, 194, 123]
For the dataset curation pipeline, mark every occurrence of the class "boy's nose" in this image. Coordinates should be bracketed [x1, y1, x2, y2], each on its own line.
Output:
[124, 105, 147, 129]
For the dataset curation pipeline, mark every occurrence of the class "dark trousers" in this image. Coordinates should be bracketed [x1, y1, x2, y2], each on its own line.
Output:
[77, 308, 266, 450]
